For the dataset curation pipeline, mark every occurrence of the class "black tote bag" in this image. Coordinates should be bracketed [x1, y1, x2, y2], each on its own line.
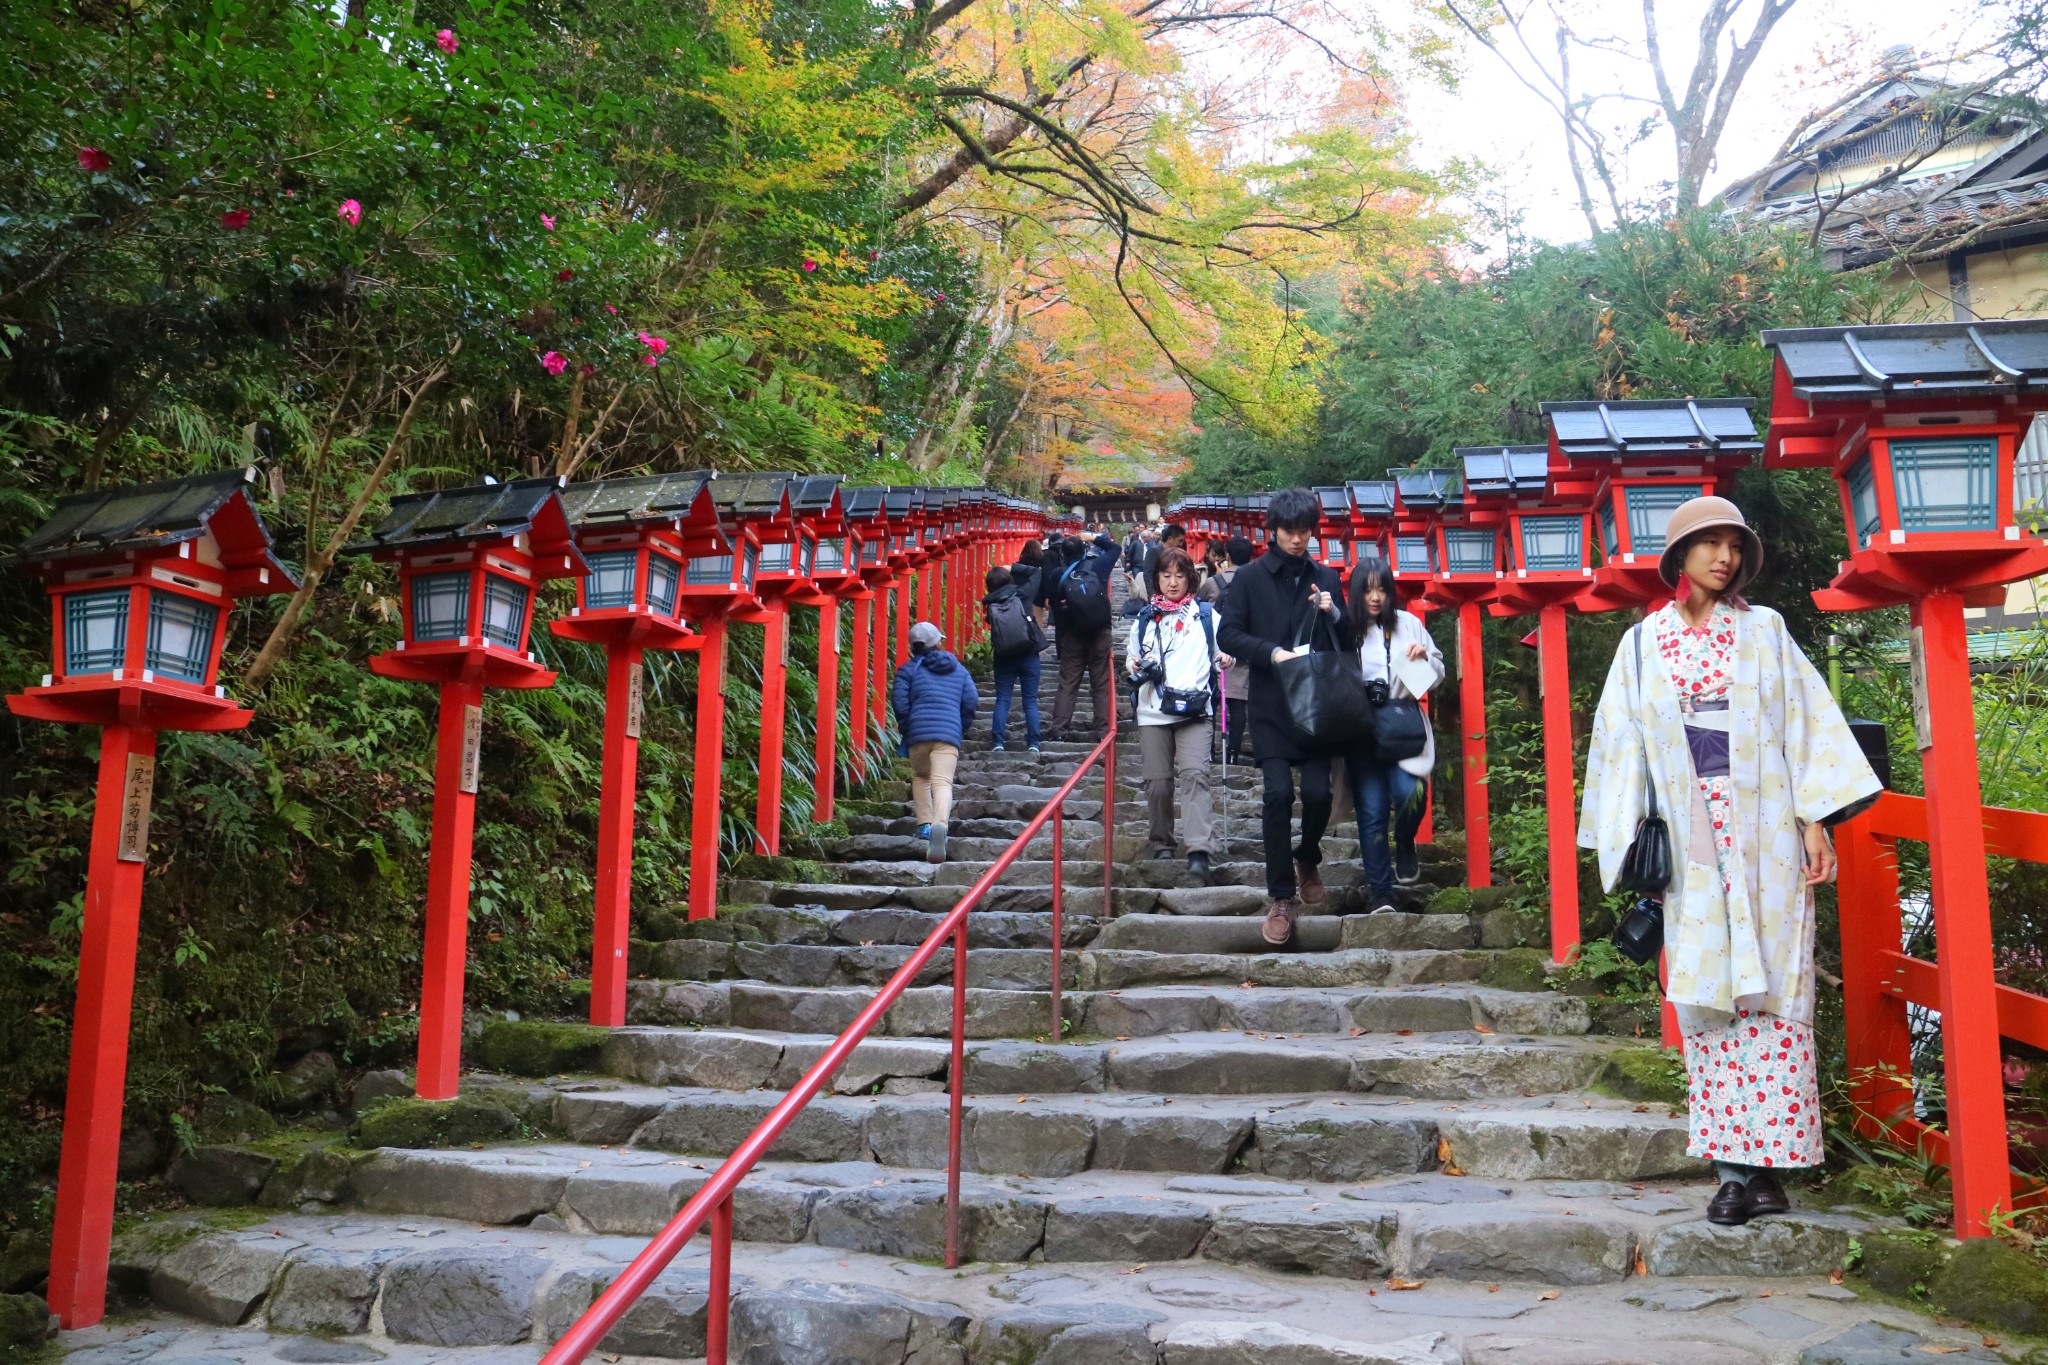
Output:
[1275, 611, 1374, 750]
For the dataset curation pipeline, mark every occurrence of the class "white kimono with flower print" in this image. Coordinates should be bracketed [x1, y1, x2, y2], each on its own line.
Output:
[1577, 604, 1880, 1024]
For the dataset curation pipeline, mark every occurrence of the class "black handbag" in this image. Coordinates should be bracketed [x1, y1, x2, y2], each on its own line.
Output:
[1612, 895, 1665, 966]
[1613, 624, 1672, 896]
[1147, 608, 1214, 720]
[1371, 634, 1429, 762]
[1274, 610, 1374, 749]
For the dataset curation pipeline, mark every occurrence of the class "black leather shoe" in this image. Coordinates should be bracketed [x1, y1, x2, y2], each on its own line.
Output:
[1745, 1171, 1790, 1217]
[1707, 1180, 1752, 1226]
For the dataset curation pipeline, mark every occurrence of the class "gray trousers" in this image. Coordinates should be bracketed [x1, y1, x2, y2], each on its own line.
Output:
[1138, 719, 1217, 856]
[1051, 626, 1112, 735]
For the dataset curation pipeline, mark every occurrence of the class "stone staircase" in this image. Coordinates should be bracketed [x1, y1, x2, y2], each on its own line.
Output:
[92, 595, 1966, 1365]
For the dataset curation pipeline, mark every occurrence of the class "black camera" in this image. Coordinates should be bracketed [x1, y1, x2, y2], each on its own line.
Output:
[1134, 659, 1166, 689]
[1363, 677, 1390, 706]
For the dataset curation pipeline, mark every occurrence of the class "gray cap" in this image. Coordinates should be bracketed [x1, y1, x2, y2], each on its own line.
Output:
[910, 621, 943, 650]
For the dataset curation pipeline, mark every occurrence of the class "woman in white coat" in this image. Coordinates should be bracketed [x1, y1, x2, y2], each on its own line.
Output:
[1126, 548, 1232, 881]
[1579, 497, 1880, 1228]
[1344, 560, 1444, 913]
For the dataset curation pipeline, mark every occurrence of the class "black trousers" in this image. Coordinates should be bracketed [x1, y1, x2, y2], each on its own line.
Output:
[1259, 755, 1332, 901]
[1224, 698, 1249, 763]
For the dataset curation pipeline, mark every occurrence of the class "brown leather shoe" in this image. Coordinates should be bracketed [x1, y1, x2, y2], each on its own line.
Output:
[1294, 859, 1325, 905]
[1706, 1180, 1752, 1226]
[1745, 1171, 1790, 1217]
[1262, 897, 1301, 946]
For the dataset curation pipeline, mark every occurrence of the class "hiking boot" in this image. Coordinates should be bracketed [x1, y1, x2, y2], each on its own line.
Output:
[927, 822, 949, 864]
[1261, 897, 1300, 946]
[1707, 1181, 1752, 1227]
[1745, 1171, 1790, 1218]
[1027, 743, 1042, 755]
[1294, 859, 1325, 905]
[1188, 851, 1212, 884]
[1395, 839, 1420, 885]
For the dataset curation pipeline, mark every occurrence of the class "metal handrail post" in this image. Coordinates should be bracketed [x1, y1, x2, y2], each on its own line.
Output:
[1050, 805, 1064, 1043]
[945, 915, 968, 1268]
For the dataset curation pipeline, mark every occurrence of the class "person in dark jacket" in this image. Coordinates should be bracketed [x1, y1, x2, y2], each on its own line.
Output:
[1010, 539, 1046, 629]
[982, 566, 1045, 753]
[1216, 489, 1357, 945]
[891, 621, 979, 863]
[1048, 533, 1121, 740]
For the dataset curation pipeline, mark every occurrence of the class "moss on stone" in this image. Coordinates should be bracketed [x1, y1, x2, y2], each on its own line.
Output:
[1477, 904, 1546, 949]
[1589, 998, 1662, 1038]
[1930, 1236, 2048, 1334]
[352, 1096, 522, 1150]
[193, 1094, 278, 1144]
[1854, 1229, 1948, 1299]
[729, 853, 840, 884]
[1426, 886, 1474, 916]
[1593, 1047, 1689, 1106]
[1478, 947, 1550, 993]
[472, 1019, 609, 1077]
[0, 1292, 49, 1350]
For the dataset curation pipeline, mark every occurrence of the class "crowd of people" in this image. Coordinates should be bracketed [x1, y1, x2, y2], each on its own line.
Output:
[891, 494, 1441, 954]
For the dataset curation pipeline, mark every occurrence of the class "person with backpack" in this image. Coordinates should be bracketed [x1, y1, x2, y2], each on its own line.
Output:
[1216, 488, 1357, 946]
[1010, 539, 1047, 629]
[1126, 548, 1230, 881]
[1048, 532, 1119, 741]
[1201, 535, 1256, 764]
[982, 566, 1046, 753]
[890, 621, 980, 863]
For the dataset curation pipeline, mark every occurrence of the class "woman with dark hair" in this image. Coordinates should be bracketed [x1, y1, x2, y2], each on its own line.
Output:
[1344, 559, 1443, 912]
[1011, 539, 1046, 628]
[1581, 496, 1880, 1227]
[1125, 546, 1228, 879]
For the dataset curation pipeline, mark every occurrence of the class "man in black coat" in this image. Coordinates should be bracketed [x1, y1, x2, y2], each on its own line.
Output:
[1216, 488, 1356, 945]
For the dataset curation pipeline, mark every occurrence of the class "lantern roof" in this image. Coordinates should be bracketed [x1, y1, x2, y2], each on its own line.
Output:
[706, 472, 794, 523]
[1314, 487, 1351, 525]
[1761, 319, 2048, 400]
[1392, 465, 1462, 510]
[883, 486, 918, 521]
[557, 470, 721, 537]
[1457, 446, 1550, 495]
[787, 474, 845, 533]
[1540, 399, 1761, 461]
[10, 467, 298, 587]
[1347, 480, 1397, 519]
[349, 476, 580, 565]
[843, 486, 888, 522]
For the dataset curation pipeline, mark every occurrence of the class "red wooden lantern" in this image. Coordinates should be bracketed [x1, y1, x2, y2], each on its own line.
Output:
[1388, 467, 1454, 602]
[1543, 399, 1760, 612]
[550, 472, 719, 1027]
[1311, 486, 1356, 580]
[840, 486, 892, 780]
[345, 477, 584, 1099]
[7, 468, 295, 1331]
[1761, 320, 2048, 1235]
[1345, 479, 1397, 570]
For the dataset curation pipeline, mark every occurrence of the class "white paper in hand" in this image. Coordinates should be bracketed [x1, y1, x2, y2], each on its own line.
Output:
[1393, 651, 1436, 699]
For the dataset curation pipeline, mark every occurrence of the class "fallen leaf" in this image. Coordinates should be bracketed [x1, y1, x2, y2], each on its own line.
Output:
[1350, 1028, 1365, 1038]
[1474, 1024, 1494, 1034]
[1397, 1029, 1415, 1037]
[1437, 1137, 1454, 1165]
[1633, 1104, 1650, 1113]
[1487, 1284, 1500, 1293]
[1538, 1290, 1559, 1301]
[1016, 1096, 1029, 1104]
[1758, 1289, 1771, 1297]
[1921, 1348, 1966, 1356]
[1828, 1269, 1845, 1285]
[1984, 1337, 2002, 1349]
[1386, 1278, 1426, 1291]
[1632, 1249, 1647, 1276]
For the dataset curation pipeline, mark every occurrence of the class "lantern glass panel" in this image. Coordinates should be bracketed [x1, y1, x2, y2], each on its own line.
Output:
[815, 536, 845, 573]
[1306, 536, 1323, 559]
[411, 571, 471, 641]
[583, 550, 639, 609]
[1891, 437, 1998, 532]
[480, 574, 531, 649]
[144, 591, 219, 682]
[647, 553, 680, 616]
[64, 587, 130, 675]
[1625, 484, 1703, 554]
[1444, 528, 1498, 575]
[862, 538, 883, 565]
[1846, 454, 1882, 548]
[742, 540, 759, 588]
[1601, 502, 1619, 557]
[759, 541, 793, 573]
[1394, 535, 1434, 575]
[1519, 514, 1583, 571]
[799, 533, 816, 575]
[686, 552, 733, 586]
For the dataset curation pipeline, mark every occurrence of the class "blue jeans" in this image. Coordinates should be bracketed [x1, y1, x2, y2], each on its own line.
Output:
[1350, 755, 1426, 902]
[991, 654, 1041, 746]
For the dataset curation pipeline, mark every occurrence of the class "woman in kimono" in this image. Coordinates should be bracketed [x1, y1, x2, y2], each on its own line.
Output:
[1579, 497, 1880, 1228]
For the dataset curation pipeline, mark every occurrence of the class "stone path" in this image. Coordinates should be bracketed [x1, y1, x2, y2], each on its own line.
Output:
[85, 590, 1968, 1363]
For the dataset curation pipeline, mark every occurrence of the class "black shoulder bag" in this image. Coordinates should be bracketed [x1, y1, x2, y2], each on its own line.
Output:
[1370, 629, 1429, 762]
[1274, 608, 1374, 749]
[1147, 608, 1214, 720]
[1612, 624, 1672, 964]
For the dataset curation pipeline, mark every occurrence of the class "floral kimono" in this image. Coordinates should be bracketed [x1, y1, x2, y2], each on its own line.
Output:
[1579, 601, 1880, 1167]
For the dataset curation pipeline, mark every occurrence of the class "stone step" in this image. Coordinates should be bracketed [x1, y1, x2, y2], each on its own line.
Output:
[103, 1201, 1935, 1365]
[821, 833, 1371, 866]
[625, 955, 1560, 1037]
[746, 879, 1426, 920]
[596, 1025, 1625, 1104]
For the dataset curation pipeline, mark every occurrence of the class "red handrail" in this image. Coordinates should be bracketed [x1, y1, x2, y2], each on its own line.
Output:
[541, 693, 1119, 1364]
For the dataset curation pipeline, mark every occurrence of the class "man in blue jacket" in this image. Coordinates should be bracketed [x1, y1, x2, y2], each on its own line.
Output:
[891, 621, 980, 863]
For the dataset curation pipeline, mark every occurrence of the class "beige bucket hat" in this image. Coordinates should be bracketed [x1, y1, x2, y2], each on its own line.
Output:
[1657, 495, 1764, 595]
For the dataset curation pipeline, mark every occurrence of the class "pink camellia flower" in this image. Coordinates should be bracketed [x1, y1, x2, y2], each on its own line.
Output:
[541, 213, 556, 230]
[643, 353, 659, 367]
[603, 304, 618, 315]
[935, 292, 945, 301]
[435, 28, 458, 53]
[638, 331, 668, 356]
[869, 250, 880, 261]
[337, 198, 363, 226]
[580, 363, 597, 378]
[801, 258, 817, 272]
[220, 209, 251, 230]
[78, 147, 112, 172]
[540, 351, 567, 375]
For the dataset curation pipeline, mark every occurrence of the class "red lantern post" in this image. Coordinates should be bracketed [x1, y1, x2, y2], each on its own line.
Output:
[551, 473, 720, 1026]
[1762, 320, 2048, 1235]
[7, 469, 295, 1330]
[345, 477, 586, 1097]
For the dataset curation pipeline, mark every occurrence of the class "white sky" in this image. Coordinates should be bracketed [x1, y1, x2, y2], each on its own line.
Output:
[1385, 0, 2004, 246]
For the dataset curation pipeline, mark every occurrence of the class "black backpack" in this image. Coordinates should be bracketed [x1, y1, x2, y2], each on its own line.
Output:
[986, 594, 1037, 660]
[1059, 558, 1112, 630]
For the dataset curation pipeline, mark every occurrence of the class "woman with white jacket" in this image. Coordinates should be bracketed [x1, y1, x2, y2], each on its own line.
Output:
[1126, 548, 1233, 881]
[1344, 560, 1444, 912]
